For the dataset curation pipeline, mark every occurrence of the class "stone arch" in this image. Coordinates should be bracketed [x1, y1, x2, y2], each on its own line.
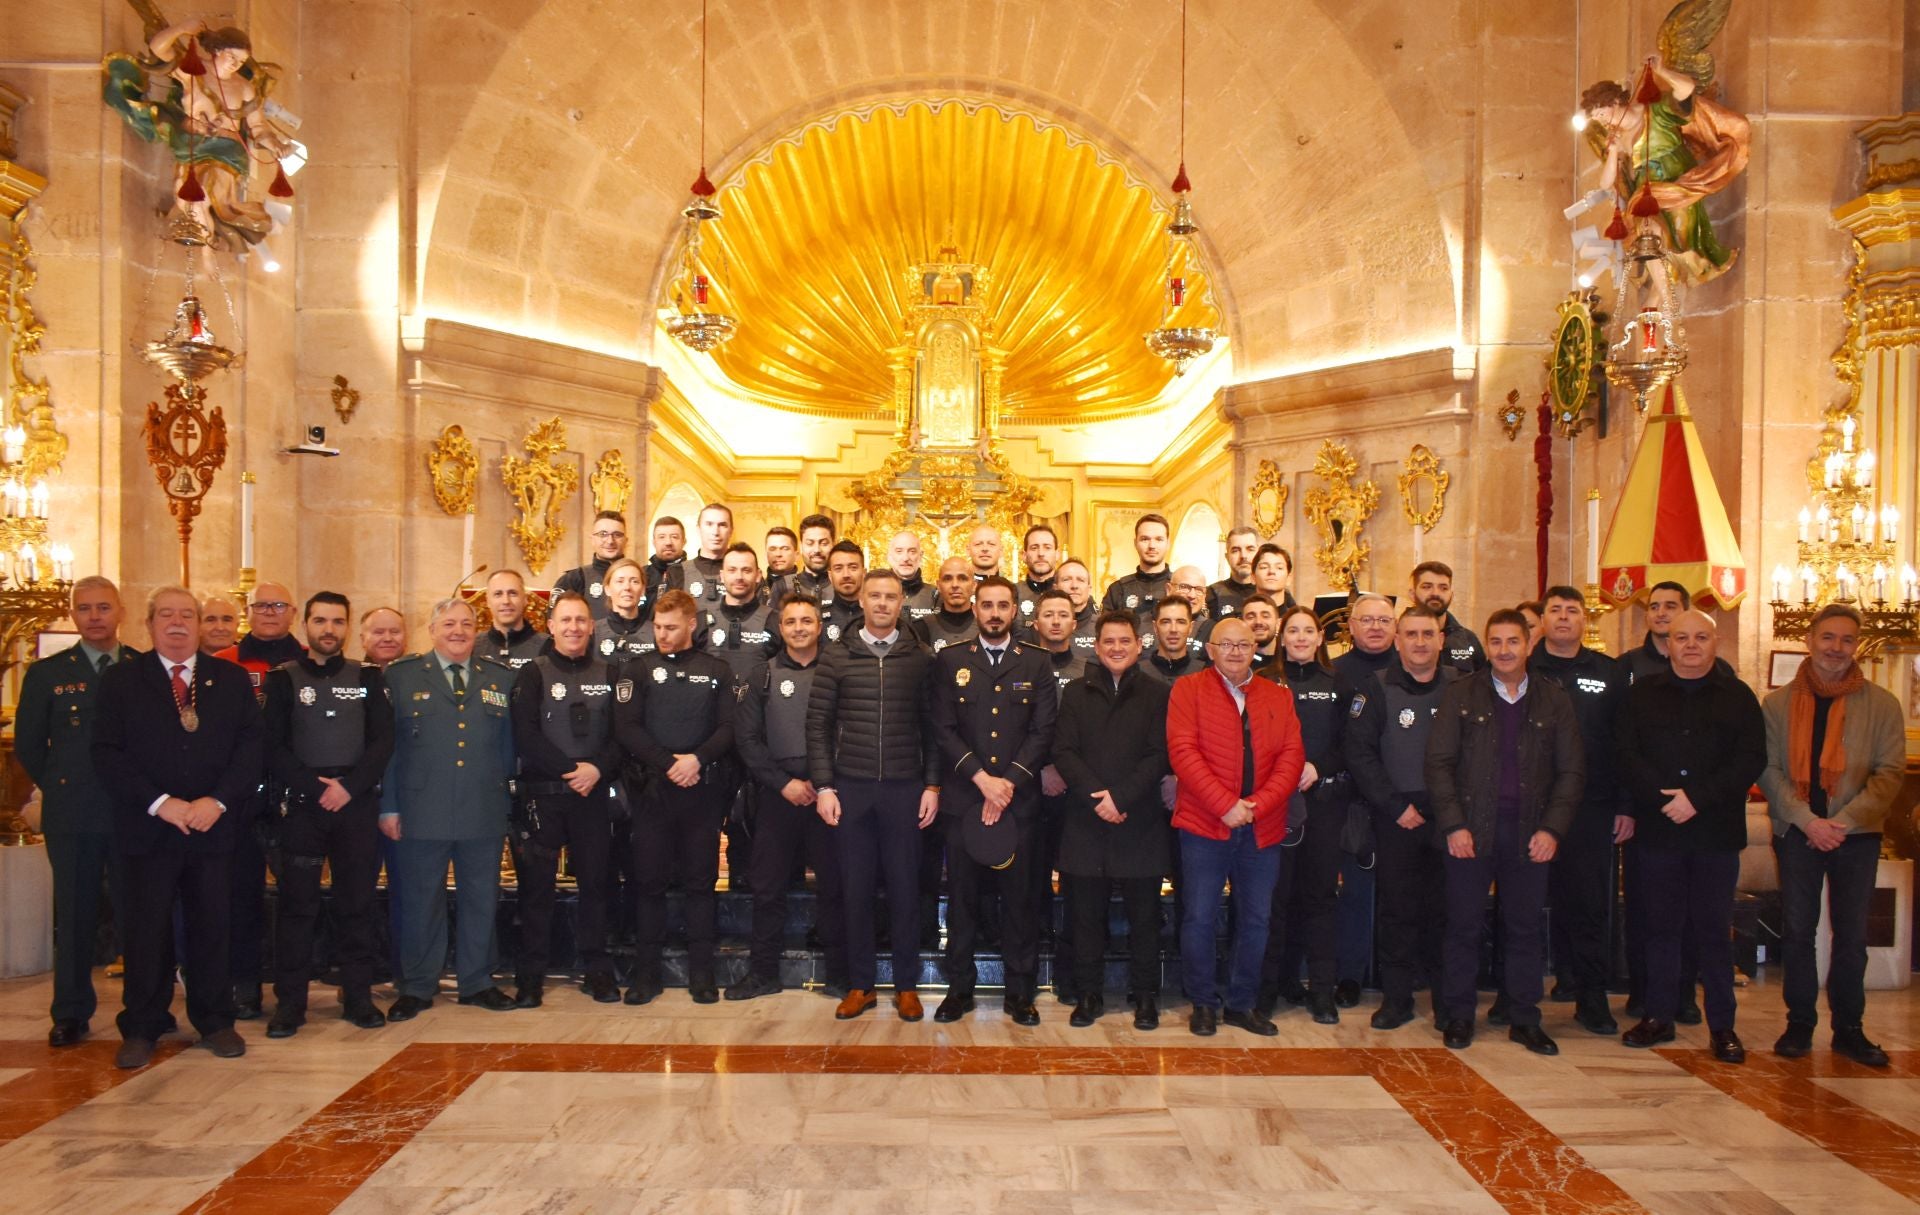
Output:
[1172, 501, 1227, 581]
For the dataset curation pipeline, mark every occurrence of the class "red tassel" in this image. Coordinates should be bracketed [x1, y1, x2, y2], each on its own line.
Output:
[1634, 65, 1661, 104]
[177, 165, 206, 203]
[178, 38, 207, 77]
[1170, 162, 1191, 194]
[1603, 207, 1629, 240]
[268, 164, 294, 198]
[690, 168, 715, 198]
[1629, 182, 1661, 218]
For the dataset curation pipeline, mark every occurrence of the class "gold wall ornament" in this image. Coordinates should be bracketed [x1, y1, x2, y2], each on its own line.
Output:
[330, 374, 360, 424]
[2, 163, 66, 485]
[142, 380, 229, 585]
[1397, 444, 1450, 533]
[1547, 290, 1601, 438]
[426, 423, 478, 516]
[1496, 388, 1526, 441]
[501, 416, 578, 574]
[589, 448, 635, 515]
[1247, 459, 1288, 537]
[1302, 439, 1381, 593]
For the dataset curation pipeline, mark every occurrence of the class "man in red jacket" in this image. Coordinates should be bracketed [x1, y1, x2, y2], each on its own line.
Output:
[1167, 618, 1305, 1036]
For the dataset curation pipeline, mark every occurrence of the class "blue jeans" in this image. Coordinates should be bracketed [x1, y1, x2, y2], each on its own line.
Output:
[1179, 826, 1280, 1011]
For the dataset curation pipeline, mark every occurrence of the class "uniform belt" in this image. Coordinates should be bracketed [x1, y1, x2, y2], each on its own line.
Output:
[1316, 772, 1350, 787]
[521, 779, 592, 796]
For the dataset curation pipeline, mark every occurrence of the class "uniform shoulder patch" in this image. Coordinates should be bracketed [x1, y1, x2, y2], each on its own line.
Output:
[1347, 693, 1368, 718]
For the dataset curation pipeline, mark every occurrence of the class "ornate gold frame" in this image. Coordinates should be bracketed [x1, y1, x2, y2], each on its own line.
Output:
[426, 423, 478, 516]
[330, 374, 360, 424]
[1302, 439, 1380, 593]
[501, 416, 578, 574]
[1496, 388, 1526, 442]
[1397, 444, 1449, 532]
[1247, 458, 1287, 537]
[590, 448, 635, 515]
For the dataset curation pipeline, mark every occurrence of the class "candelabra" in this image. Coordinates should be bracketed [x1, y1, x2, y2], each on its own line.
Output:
[0, 425, 74, 844]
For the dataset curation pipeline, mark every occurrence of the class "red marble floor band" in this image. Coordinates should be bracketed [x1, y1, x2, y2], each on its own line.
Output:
[0, 1039, 188, 1146]
[180, 1042, 1644, 1215]
[1659, 1048, 1920, 1202]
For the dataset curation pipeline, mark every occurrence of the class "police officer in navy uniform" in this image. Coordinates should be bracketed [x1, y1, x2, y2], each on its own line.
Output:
[1100, 513, 1174, 628]
[916, 556, 979, 653]
[1015, 524, 1060, 625]
[683, 503, 734, 611]
[819, 540, 869, 643]
[262, 592, 395, 1038]
[1030, 589, 1089, 691]
[481, 569, 549, 667]
[595, 557, 659, 660]
[1410, 561, 1486, 673]
[785, 514, 837, 605]
[1142, 598, 1208, 684]
[711, 542, 779, 680]
[728, 593, 848, 1000]
[507, 591, 624, 1007]
[614, 589, 739, 1005]
[1206, 527, 1263, 620]
[886, 531, 938, 625]
[16, 576, 142, 1047]
[1046, 559, 1101, 657]
[1027, 587, 1086, 985]
[762, 525, 801, 603]
[642, 515, 689, 611]
[929, 576, 1060, 1025]
[554, 510, 631, 621]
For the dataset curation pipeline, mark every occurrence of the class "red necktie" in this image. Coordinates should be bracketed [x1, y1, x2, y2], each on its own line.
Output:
[171, 663, 190, 708]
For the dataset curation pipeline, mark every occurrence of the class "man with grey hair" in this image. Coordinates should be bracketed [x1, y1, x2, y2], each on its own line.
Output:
[199, 592, 241, 655]
[17, 576, 141, 1047]
[379, 597, 519, 1020]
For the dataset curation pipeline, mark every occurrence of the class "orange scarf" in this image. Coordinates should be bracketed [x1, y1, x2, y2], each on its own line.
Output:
[1787, 659, 1864, 802]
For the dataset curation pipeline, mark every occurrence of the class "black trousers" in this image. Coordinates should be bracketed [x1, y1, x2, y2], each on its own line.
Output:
[944, 809, 1039, 1001]
[46, 831, 117, 1025]
[631, 782, 724, 982]
[1034, 792, 1070, 977]
[1639, 847, 1740, 1030]
[1066, 872, 1161, 998]
[228, 806, 267, 991]
[272, 798, 381, 1010]
[835, 779, 925, 992]
[1263, 791, 1345, 995]
[1442, 819, 1550, 1026]
[1548, 801, 1616, 1000]
[1374, 807, 1444, 1009]
[120, 847, 232, 1039]
[747, 782, 846, 985]
[514, 786, 614, 984]
[1625, 840, 1697, 1003]
[1775, 828, 1881, 1032]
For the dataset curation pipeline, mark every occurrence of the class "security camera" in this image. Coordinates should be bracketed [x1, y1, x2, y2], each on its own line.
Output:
[284, 424, 341, 457]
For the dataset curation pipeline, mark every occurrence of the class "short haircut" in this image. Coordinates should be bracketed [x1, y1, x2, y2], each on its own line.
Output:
[775, 592, 821, 617]
[1135, 512, 1169, 536]
[723, 541, 759, 562]
[427, 596, 474, 623]
[593, 510, 626, 526]
[698, 502, 733, 522]
[652, 588, 697, 617]
[1021, 524, 1057, 548]
[1809, 602, 1863, 632]
[1225, 526, 1259, 546]
[1542, 585, 1585, 606]
[1096, 609, 1141, 638]
[1351, 591, 1395, 615]
[766, 525, 797, 544]
[829, 539, 865, 560]
[652, 515, 685, 535]
[1056, 557, 1090, 577]
[1240, 593, 1279, 613]
[1398, 604, 1445, 626]
[486, 568, 525, 587]
[1411, 560, 1454, 582]
[1036, 588, 1075, 612]
[146, 584, 199, 622]
[1485, 607, 1531, 637]
[361, 605, 404, 626]
[975, 575, 1017, 600]
[71, 575, 119, 604]
[548, 590, 592, 616]
[1649, 580, 1691, 607]
[861, 569, 903, 590]
[605, 556, 645, 583]
[1155, 597, 1194, 620]
[799, 513, 836, 538]
[1517, 599, 1545, 618]
[1253, 542, 1292, 570]
[304, 591, 351, 619]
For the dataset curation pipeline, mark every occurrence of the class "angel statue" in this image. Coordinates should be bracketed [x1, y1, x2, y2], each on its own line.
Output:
[102, 2, 297, 249]
[1579, 0, 1751, 284]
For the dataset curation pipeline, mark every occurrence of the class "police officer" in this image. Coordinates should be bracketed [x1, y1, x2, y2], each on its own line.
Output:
[643, 515, 689, 610]
[199, 592, 241, 655]
[16, 576, 141, 1046]
[481, 569, 549, 667]
[1530, 585, 1633, 1035]
[554, 510, 630, 621]
[1206, 527, 1262, 620]
[1028, 586, 1085, 986]
[711, 542, 779, 680]
[819, 541, 868, 642]
[1240, 595, 1282, 672]
[1143, 598, 1208, 683]
[965, 522, 1004, 579]
[1100, 513, 1173, 626]
[887, 531, 938, 624]
[917, 556, 979, 652]
[614, 589, 739, 1005]
[684, 503, 734, 609]
[762, 525, 801, 602]
[1029, 589, 1089, 690]
[789, 514, 837, 604]
[594, 558, 657, 661]
[506, 591, 623, 1007]
[262, 592, 394, 1038]
[1050, 559, 1100, 656]
[1161, 567, 1212, 652]
[1411, 561, 1486, 673]
[1344, 605, 1460, 1030]
[1326, 591, 1401, 1009]
[1016, 524, 1060, 624]
[381, 598, 519, 1019]
[728, 593, 847, 1000]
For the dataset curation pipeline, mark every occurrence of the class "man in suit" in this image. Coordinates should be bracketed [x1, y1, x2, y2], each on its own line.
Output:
[92, 586, 265, 1068]
[380, 597, 519, 1019]
[16, 576, 142, 1046]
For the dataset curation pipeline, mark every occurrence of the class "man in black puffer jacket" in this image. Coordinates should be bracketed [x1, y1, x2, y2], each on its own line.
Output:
[807, 569, 942, 1023]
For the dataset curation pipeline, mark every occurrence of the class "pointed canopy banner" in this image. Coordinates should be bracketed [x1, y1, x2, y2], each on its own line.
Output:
[1599, 381, 1748, 608]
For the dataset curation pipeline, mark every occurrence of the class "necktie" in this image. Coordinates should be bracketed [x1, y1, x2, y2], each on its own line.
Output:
[170, 663, 189, 707]
[96, 651, 113, 674]
[450, 662, 467, 698]
[871, 639, 890, 655]
[987, 648, 1001, 667]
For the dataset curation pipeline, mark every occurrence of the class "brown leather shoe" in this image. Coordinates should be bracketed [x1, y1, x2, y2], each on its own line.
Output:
[834, 989, 878, 1020]
[114, 1037, 156, 1069]
[894, 991, 924, 1022]
[198, 1027, 247, 1058]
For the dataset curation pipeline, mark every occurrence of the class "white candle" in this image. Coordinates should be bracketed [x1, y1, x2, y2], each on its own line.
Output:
[1859, 449, 1876, 487]
[1842, 415, 1856, 452]
[1904, 564, 1918, 603]
[461, 511, 476, 583]
[1852, 504, 1866, 541]
[1587, 492, 1601, 584]
[2, 426, 23, 464]
[1797, 507, 1811, 543]
[240, 475, 255, 569]
[21, 543, 37, 584]
[1837, 565, 1856, 600]
[1872, 562, 1888, 602]
[1801, 565, 1817, 603]
[1412, 523, 1423, 566]
[1770, 565, 1789, 602]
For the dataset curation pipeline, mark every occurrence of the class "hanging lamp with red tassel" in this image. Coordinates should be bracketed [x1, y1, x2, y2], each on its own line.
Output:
[177, 165, 206, 203]
[1628, 181, 1661, 218]
[1604, 207, 1630, 241]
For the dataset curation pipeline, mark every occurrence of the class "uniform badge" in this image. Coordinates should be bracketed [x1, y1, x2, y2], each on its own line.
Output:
[652, 666, 668, 683]
[956, 668, 972, 687]
[933, 638, 947, 652]
[711, 628, 726, 646]
[1347, 694, 1367, 718]
[1020, 600, 1034, 616]
[590, 581, 604, 598]
[298, 685, 317, 706]
[1397, 708, 1416, 729]
[600, 638, 616, 656]
[1126, 594, 1140, 609]
[481, 688, 509, 708]
[550, 682, 568, 700]
[616, 679, 633, 703]
[779, 679, 796, 697]
[827, 624, 841, 641]
[689, 580, 704, 597]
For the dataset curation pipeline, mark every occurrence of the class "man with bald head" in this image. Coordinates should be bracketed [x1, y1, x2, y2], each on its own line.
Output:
[916, 556, 979, 652]
[360, 607, 408, 667]
[966, 523, 1003, 580]
[199, 594, 240, 656]
[1166, 565, 1214, 654]
[888, 531, 937, 623]
[1614, 610, 1765, 1063]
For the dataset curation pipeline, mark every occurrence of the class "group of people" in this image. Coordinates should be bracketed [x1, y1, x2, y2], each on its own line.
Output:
[17, 502, 1905, 1072]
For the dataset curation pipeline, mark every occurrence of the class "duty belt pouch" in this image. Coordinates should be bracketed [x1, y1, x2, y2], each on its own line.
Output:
[1338, 796, 1375, 864]
[608, 779, 633, 822]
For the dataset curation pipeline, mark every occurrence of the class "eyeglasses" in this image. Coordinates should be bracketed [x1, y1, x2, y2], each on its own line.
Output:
[592, 530, 627, 541]
[1211, 641, 1255, 654]
[1173, 582, 1207, 594]
[1352, 615, 1394, 627]
[252, 601, 291, 613]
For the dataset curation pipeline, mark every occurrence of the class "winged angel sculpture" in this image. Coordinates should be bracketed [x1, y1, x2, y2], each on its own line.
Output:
[1579, 0, 1751, 284]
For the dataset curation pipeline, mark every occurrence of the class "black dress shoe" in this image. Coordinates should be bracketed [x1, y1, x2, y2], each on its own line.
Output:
[1621, 1018, 1676, 1048]
[1132, 996, 1159, 1031]
[1832, 1028, 1890, 1068]
[1676, 998, 1703, 1026]
[584, 974, 621, 1004]
[1510, 1024, 1559, 1056]
[199, 1027, 247, 1058]
[1442, 1019, 1474, 1050]
[688, 975, 720, 1005]
[624, 983, 659, 1007]
[231, 989, 264, 1021]
[115, 1037, 156, 1069]
[1005, 997, 1040, 1027]
[1055, 988, 1079, 1007]
[47, 1019, 88, 1048]
[933, 992, 975, 1023]
[1710, 1029, 1746, 1064]
[1334, 979, 1361, 1008]
[1574, 996, 1618, 1036]
[1069, 995, 1103, 1027]
[513, 984, 543, 1009]
[1307, 990, 1339, 1025]
[1773, 1022, 1814, 1059]
[1486, 993, 1511, 1027]
[1370, 1002, 1414, 1031]
[1280, 979, 1309, 1005]
[266, 1008, 304, 1039]
[457, 988, 517, 1011]
[1223, 1008, 1280, 1037]
[344, 1004, 388, 1030]
[1189, 1005, 1219, 1036]
[724, 975, 782, 1002]
[386, 995, 433, 1021]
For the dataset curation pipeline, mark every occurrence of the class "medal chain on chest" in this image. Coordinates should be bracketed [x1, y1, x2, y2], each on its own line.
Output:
[175, 667, 200, 733]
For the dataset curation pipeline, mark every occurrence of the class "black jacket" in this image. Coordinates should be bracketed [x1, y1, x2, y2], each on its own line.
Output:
[1052, 665, 1171, 878]
[1280, 657, 1346, 795]
[1441, 612, 1486, 673]
[806, 628, 941, 787]
[1425, 671, 1585, 844]
[928, 640, 1058, 819]
[1528, 644, 1629, 815]
[1345, 663, 1459, 815]
[1613, 667, 1766, 852]
[508, 649, 624, 782]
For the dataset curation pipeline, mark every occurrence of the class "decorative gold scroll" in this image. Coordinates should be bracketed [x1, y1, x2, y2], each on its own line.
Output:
[1397, 444, 1449, 532]
[502, 416, 578, 574]
[330, 374, 360, 424]
[1303, 439, 1380, 593]
[1247, 459, 1287, 537]
[426, 423, 478, 516]
[590, 448, 634, 515]
[1496, 388, 1526, 442]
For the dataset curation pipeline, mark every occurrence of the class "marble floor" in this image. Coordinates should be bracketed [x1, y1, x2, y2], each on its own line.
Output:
[0, 969, 1915, 1214]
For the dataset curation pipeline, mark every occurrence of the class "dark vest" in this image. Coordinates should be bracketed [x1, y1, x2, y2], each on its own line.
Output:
[922, 609, 978, 653]
[1376, 670, 1454, 793]
[593, 613, 655, 662]
[629, 651, 731, 753]
[684, 553, 725, 605]
[532, 652, 618, 763]
[283, 659, 374, 771]
[762, 661, 818, 766]
[711, 600, 777, 679]
[820, 597, 864, 644]
[484, 623, 547, 668]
